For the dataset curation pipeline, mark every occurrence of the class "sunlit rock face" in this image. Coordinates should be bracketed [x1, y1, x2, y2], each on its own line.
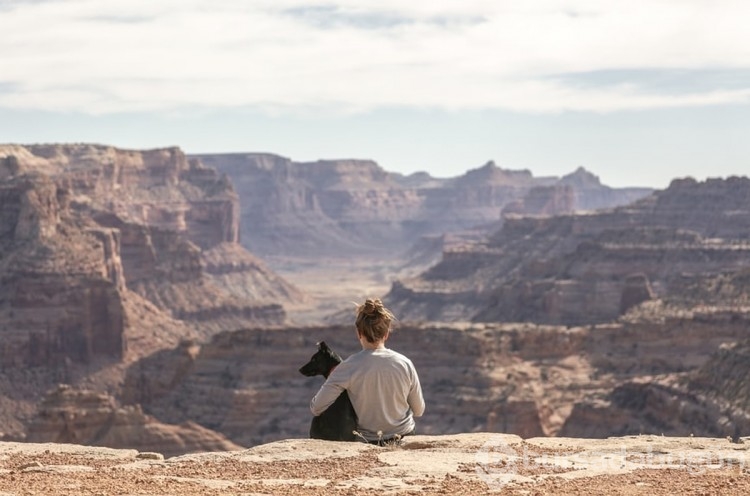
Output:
[0, 173, 126, 367]
[0, 144, 305, 371]
[388, 176, 750, 325]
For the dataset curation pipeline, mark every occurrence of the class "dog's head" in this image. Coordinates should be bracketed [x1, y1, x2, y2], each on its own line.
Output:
[299, 341, 343, 378]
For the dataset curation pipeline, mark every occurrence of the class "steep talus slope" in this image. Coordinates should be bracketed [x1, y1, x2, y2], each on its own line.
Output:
[691, 339, 750, 414]
[202, 242, 306, 303]
[388, 176, 750, 324]
[193, 153, 651, 259]
[508, 227, 750, 439]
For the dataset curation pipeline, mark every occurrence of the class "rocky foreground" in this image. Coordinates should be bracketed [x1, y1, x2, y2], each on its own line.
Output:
[1, 434, 749, 495]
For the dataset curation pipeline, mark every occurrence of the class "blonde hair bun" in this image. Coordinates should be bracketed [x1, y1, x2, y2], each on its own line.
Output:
[361, 298, 385, 317]
[355, 298, 395, 343]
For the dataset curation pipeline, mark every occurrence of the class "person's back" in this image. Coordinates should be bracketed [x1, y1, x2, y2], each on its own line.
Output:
[310, 298, 425, 442]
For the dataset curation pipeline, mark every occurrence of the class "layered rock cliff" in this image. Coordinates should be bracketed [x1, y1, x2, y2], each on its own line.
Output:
[25, 384, 242, 457]
[0, 144, 302, 353]
[559, 329, 750, 440]
[192, 154, 651, 258]
[5, 143, 748, 458]
[0, 174, 126, 368]
[118, 306, 750, 448]
[0, 144, 304, 441]
[388, 176, 750, 324]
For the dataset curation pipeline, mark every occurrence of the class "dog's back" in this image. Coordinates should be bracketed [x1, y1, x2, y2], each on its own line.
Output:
[299, 342, 358, 441]
[309, 390, 357, 441]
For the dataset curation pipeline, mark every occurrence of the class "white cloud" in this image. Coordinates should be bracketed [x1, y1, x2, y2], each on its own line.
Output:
[1, 0, 749, 114]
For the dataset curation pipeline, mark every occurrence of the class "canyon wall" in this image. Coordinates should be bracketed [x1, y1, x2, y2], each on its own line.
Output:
[193, 154, 651, 258]
[118, 307, 750, 448]
[388, 177, 750, 325]
[25, 384, 242, 457]
[0, 144, 303, 365]
[4, 143, 748, 457]
[559, 328, 750, 440]
[0, 174, 126, 368]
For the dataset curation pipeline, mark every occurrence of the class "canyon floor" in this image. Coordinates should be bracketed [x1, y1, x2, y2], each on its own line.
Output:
[268, 256, 405, 324]
[2, 433, 749, 495]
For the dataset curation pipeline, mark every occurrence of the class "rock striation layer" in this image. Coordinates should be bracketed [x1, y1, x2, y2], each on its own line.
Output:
[388, 176, 750, 324]
[0, 144, 304, 443]
[561, 328, 750, 440]
[24, 384, 243, 457]
[193, 153, 651, 258]
[119, 307, 750, 448]
[0, 173, 126, 367]
[0, 144, 303, 367]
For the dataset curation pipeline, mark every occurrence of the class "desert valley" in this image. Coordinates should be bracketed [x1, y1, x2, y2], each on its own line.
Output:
[1, 143, 750, 494]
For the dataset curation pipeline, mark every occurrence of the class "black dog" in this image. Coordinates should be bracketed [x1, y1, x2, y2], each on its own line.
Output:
[299, 341, 358, 441]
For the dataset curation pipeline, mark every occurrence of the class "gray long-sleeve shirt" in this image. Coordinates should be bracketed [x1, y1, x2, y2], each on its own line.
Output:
[310, 347, 425, 441]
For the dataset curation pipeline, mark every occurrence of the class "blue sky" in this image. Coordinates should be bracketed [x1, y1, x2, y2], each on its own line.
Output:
[1, 0, 749, 188]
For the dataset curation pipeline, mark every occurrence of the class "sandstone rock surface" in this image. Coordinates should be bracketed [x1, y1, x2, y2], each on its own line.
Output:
[0, 173, 127, 368]
[0, 434, 748, 495]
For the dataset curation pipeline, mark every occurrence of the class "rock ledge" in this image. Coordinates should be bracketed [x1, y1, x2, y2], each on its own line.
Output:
[2, 434, 749, 495]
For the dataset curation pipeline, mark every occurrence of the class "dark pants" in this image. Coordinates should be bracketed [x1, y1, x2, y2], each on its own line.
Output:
[367, 429, 415, 446]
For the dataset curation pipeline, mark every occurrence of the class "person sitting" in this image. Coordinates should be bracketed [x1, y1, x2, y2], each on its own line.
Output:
[310, 298, 425, 444]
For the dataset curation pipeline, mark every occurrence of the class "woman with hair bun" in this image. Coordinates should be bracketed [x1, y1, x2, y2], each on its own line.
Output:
[310, 298, 425, 444]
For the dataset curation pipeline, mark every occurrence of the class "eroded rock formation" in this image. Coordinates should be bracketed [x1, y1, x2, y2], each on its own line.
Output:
[389, 177, 750, 325]
[4, 142, 749, 457]
[0, 144, 304, 445]
[559, 334, 750, 440]
[193, 154, 651, 258]
[25, 384, 242, 457]
[0, 144, 303, 361]
[0, 174, 126, 367]
[120, 306, 750, 447]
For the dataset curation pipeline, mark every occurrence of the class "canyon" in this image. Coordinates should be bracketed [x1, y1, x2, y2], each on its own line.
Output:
[388, 176, 750, 325]
[1, 143, 749, 461]
[0, 144, 301, 440]
[115, 311, 750, 449]
[194, 153, 651, 260]
[0, 145, 302, 360]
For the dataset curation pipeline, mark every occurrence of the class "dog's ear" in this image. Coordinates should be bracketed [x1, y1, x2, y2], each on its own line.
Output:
[317, 341, 329, 351]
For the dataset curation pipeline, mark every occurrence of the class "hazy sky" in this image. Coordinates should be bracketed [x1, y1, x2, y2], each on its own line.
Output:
[1, 0, 748, 188]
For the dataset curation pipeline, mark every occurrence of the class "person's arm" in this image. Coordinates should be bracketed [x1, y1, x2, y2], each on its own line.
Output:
[310, 367, 349, 416]
[408, 364, 425, 417]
